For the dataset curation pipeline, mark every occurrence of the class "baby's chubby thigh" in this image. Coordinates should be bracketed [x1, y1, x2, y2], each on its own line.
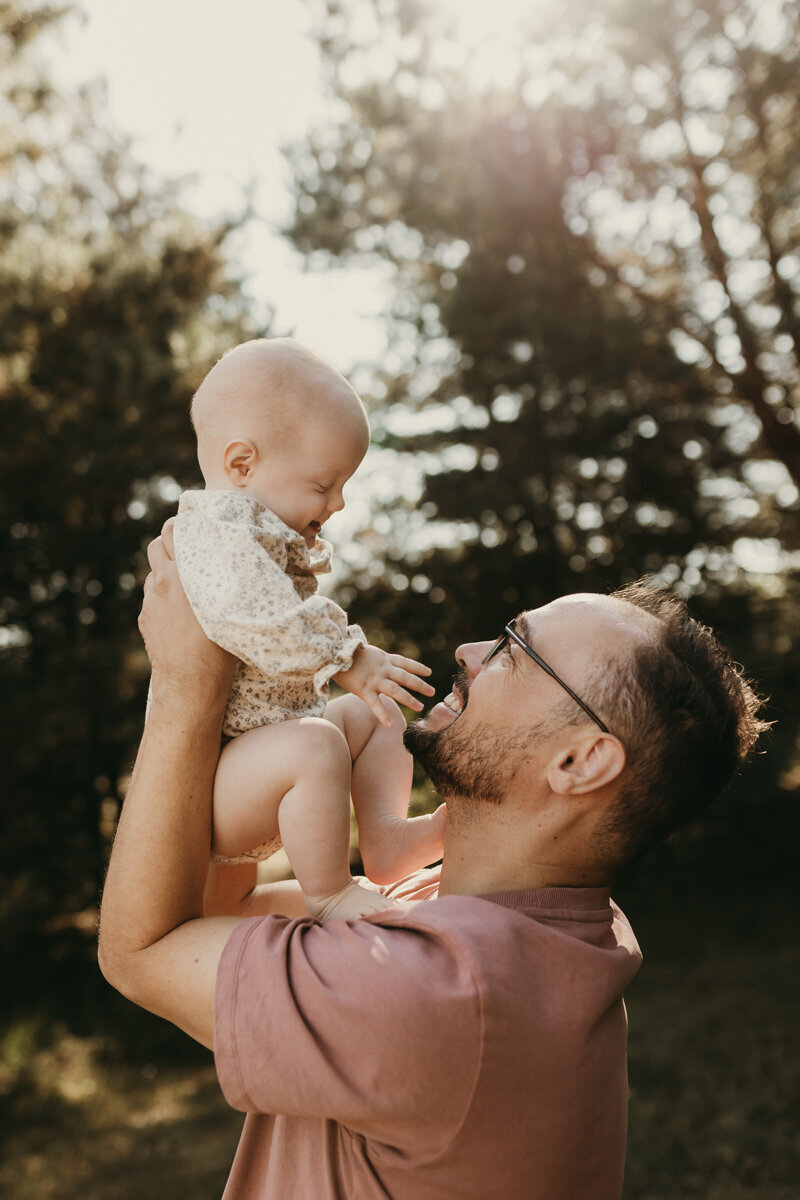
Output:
[211, 716, 351, 858]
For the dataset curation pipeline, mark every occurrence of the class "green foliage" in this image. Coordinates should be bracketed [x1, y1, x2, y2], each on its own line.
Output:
[0, 2, 266, 942]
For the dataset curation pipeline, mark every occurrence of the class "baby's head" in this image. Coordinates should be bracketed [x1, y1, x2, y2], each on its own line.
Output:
[191, 338, 370, 544]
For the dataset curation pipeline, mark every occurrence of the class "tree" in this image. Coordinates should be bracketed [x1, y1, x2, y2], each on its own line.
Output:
[571, 0, 800, 491]
[0, 1, 266, 946]
[284, 0, 798, 853]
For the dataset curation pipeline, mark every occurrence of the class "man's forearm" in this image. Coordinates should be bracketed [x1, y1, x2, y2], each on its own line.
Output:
[98, 681, 239, 1044]
[98, 528, 249, 1048]
[101, 686, 225, 954]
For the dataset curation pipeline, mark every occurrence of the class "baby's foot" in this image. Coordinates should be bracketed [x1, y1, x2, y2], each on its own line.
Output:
[306, 880, 407, 924]
[360, 804, 448, 886]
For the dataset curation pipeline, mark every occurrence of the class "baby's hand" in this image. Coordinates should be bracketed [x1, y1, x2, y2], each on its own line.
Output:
[333, 644, 435, 727]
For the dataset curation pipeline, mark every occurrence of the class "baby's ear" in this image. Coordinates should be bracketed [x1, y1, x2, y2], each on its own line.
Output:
[223, 440, 257, 486]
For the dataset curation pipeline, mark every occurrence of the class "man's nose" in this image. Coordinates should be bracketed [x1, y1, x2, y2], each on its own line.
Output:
[455, 640, 495, 677]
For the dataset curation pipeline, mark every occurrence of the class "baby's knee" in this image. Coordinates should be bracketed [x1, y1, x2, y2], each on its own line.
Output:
[295, 716, 351, 776]
[326, 693, 376, 737]
[327, 694, 404, 758]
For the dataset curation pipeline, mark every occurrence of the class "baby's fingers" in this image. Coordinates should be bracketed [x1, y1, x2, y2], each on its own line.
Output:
[388, 663, 436, 697]
[380, 681, 426, 712]
[365, 691, 395, 728]
[389, 654, 433, 679]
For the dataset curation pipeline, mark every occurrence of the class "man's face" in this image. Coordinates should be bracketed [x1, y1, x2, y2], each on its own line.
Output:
[403, 612, 566, 808]
[403, 659, 554, 806]
[405, 595, 646, 807]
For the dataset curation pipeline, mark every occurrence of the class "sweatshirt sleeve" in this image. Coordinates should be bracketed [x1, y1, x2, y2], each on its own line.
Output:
[173, 497, 366, 693]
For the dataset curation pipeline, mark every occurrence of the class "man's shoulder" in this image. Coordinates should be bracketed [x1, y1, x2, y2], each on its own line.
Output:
[217, 894, 491, 1071]
[368, 872, 641, 981]
[362, 872, 561, 967]
[222, 872, 639, 1013]
[221, 877, 500, 1014]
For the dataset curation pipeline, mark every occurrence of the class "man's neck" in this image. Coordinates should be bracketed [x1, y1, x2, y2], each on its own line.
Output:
[438, 857, 611, 897]
[436, 809, 612, 898]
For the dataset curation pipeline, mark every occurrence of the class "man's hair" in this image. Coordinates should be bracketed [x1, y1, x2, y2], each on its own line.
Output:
[593, 580, 770, 865]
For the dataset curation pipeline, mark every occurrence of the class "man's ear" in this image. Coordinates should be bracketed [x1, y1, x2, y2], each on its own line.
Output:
[545, 733, 626, 797]
[223, 440, 258, 487]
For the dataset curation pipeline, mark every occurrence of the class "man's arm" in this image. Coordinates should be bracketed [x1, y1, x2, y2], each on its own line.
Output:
[98, 529, 242, 1050]
[202, 861, 307, 920]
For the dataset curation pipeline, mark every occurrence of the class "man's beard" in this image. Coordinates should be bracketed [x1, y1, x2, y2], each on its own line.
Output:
[404, 672, 553, 808]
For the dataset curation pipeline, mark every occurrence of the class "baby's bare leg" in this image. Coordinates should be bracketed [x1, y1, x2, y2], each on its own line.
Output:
[326, 696, 447, 886]
[212, 718, 399, 921]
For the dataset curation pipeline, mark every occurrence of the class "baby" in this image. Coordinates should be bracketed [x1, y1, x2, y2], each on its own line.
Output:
[171, 338, 446, 921]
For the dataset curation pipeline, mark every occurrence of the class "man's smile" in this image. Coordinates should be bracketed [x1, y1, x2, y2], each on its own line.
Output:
[426, 673, 469, 726]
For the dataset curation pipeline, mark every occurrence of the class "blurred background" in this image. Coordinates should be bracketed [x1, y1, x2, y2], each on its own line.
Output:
[1, 0, 798, 1195]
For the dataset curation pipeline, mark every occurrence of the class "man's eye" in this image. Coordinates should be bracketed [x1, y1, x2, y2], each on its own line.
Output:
[503, 641, 521, 670]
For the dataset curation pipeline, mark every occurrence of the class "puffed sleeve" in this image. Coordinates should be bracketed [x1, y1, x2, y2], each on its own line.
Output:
[173, 492, 366, 693]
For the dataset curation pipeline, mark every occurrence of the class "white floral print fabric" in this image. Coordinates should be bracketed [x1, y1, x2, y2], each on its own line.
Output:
[173, 490, 366, 739]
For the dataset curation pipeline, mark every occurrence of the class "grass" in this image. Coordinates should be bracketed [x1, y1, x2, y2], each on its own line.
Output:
[623, 930, 798, 1197]
[1, 1025, 243, 1200]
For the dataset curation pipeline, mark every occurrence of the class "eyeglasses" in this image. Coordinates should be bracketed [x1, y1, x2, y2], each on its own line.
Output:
[482, 618, 611, 734]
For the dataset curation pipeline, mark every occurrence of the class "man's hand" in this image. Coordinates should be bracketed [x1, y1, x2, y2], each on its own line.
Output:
[333, 644, 435, 727]
[141, 518, 234, 702]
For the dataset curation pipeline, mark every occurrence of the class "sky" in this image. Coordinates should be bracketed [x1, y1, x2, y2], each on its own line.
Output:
[51, 0, 394, 372]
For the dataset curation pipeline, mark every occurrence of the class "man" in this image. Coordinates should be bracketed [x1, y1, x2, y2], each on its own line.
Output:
[98, 527, 767, 1199]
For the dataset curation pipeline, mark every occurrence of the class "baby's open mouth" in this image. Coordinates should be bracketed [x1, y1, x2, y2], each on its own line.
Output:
[309, 521, 322, 533]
